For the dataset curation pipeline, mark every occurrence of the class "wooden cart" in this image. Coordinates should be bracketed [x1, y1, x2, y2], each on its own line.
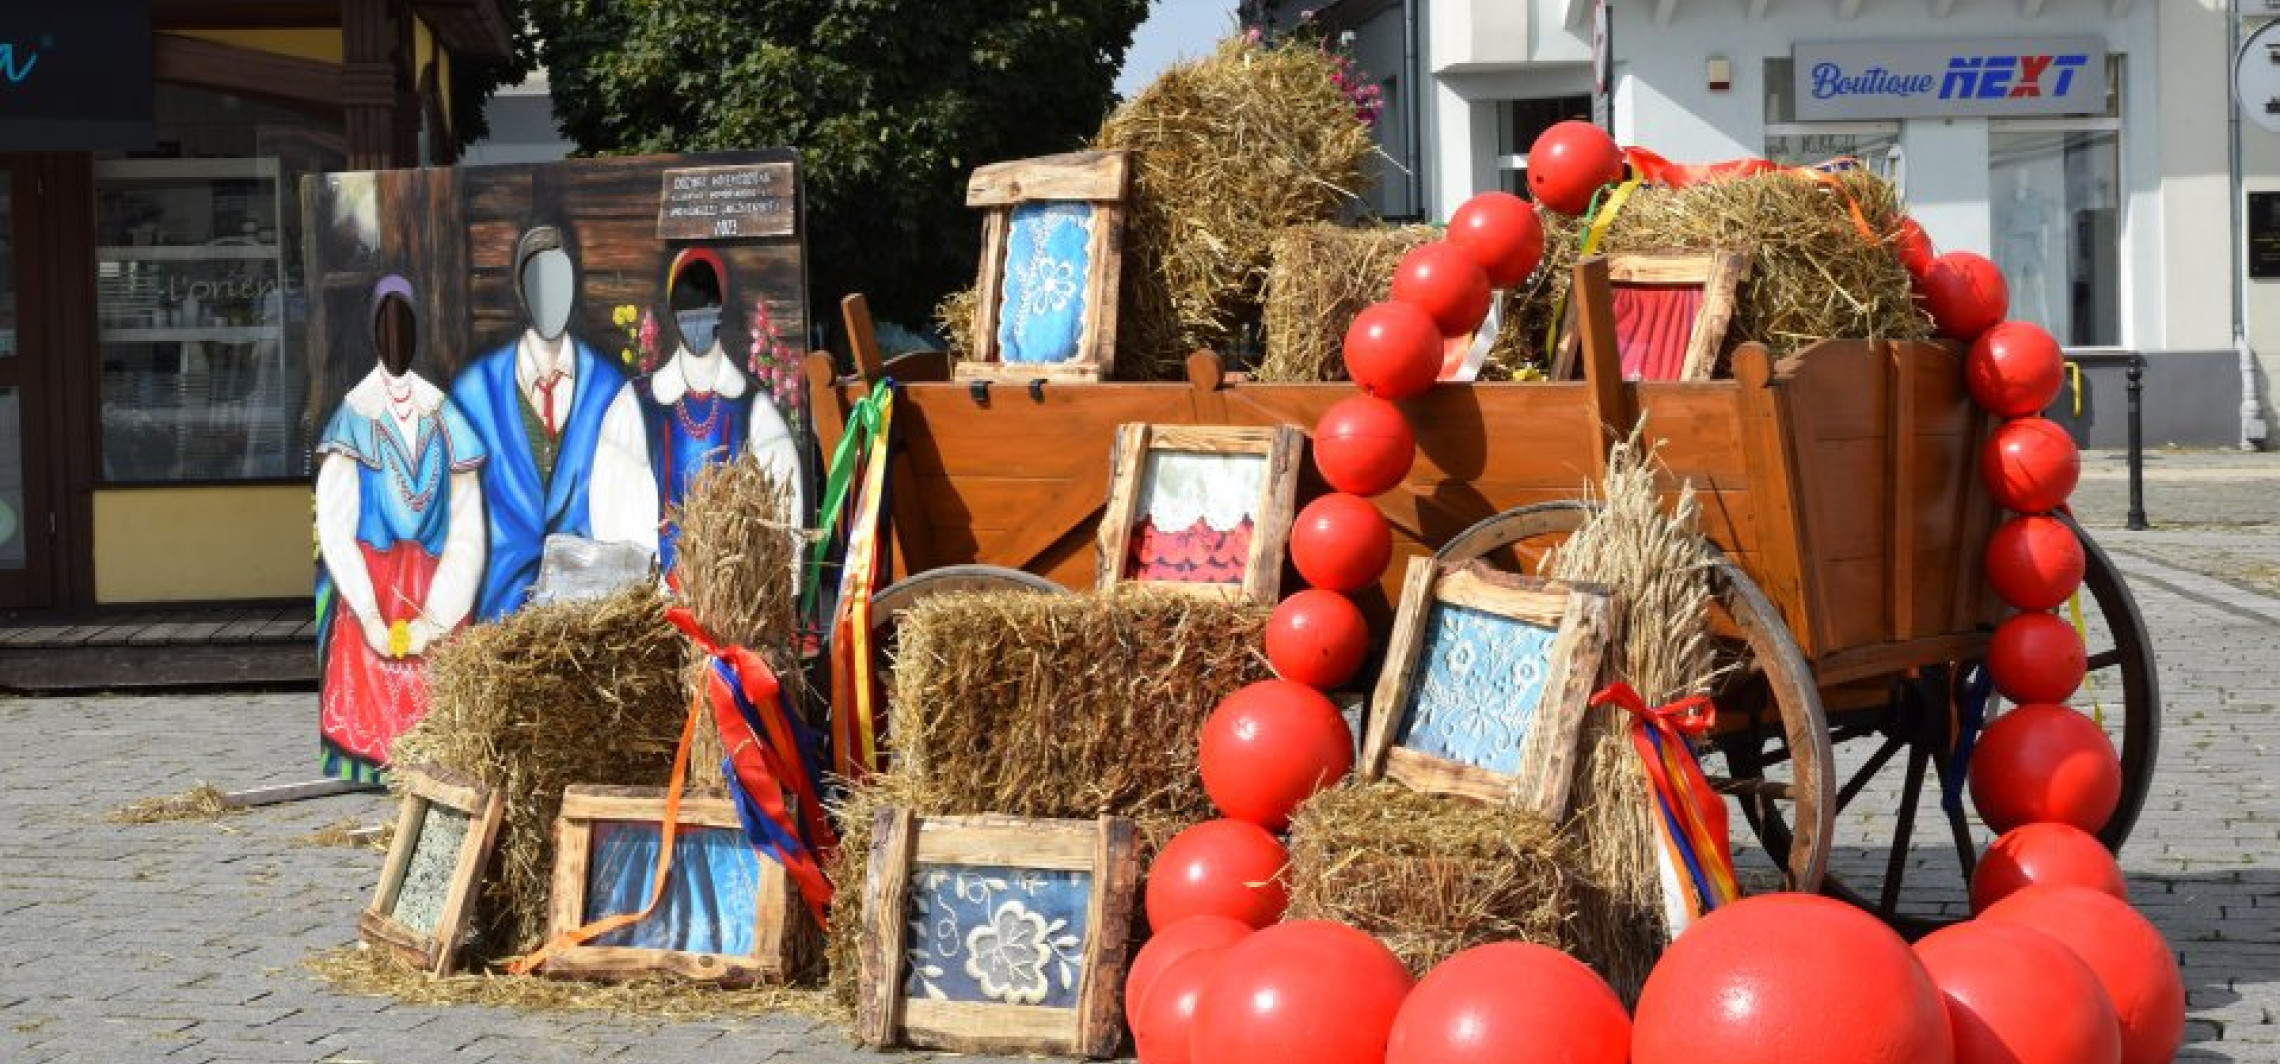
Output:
[806, 264, 2159, 934]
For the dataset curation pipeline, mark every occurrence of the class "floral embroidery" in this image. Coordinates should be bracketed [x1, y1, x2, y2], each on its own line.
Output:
[995, 203, 1093, 364]
[1401, 603, 1560, 774]
[904, 865, 1089, 1007]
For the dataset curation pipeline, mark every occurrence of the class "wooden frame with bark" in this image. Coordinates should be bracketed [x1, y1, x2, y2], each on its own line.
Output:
[1553, 248, 1750, 382]
[855, 811, 1141, 1059]
[358, 765, 505, 976]
[541, 786, 817, 986]
[1094, 422, 1304, 604]
[957, 150, 1130, 382]
[1362, 558, 1616, 819]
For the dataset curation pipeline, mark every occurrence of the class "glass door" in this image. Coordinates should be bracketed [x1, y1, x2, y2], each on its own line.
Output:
[0, 158, 55, 609]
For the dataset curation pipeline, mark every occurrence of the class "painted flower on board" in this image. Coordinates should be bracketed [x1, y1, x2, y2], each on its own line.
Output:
[963, 900, 1053, 1005]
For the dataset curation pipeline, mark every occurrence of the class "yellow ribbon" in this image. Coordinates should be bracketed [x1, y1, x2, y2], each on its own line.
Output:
[2065, 591, 2104, 726]
[1545, 179, 1644, 359]
[2065, 361, 2084, 418]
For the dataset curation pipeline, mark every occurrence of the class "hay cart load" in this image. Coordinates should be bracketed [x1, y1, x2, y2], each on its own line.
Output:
[805, 259, 2159, 933]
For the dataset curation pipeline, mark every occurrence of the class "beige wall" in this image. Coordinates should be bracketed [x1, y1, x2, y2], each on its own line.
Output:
[94, 487, 311, 603]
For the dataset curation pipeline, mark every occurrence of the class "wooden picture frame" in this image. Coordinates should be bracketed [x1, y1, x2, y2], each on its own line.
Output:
[1094, 423, 1304, 604]
[856, 811, 1142, 1059]
[1552, 249, 1750, 382]
[358, 766, 505, 976]
[957, 150, 1130, 382]
[542, 786, 818, 986]
[1363, 558, 1616, 819]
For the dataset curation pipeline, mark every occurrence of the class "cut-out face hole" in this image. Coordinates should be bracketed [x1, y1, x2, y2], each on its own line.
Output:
[669, 256, 723, 355]
[374, 293, 417, 377]
[516, 228, 576, 341]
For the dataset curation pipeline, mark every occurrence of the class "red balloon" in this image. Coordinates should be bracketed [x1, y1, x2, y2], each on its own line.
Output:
[1134, 946, 1230, 1064]
[1127, 916, 1253, 1019]
[1266, 589, 1371, 689]
[1145, 819, 1291, 930]
[1988, 609, 2087, 704]
[1343, 302, 1443, 401]
[1314, 395, 1416, 497]
[1390, 242, 1493, 338]
[1893, 215, 1936, 277]
[1971, 822, 2128, 914]
[1290, 493, 1393, 593]
[1387, 942, 1629, 1064]
[1968, 703, 2121, 835]
[1192, 920, 1415, 1064]
[1527, 120, 1626, 216]
[1918, 252, 2009, 340]
[1967, 322, 2065, 418]
[1984, 514, 2085, 611]
[1200, 679, 1355, 830]
[1981, 417, 2080, 514]
[1982, 886, 2184, 1064]
[1633, 893, 1952, 1064]
[1914, 920, 2122, 1064]
[1447, 192, 1545, 288]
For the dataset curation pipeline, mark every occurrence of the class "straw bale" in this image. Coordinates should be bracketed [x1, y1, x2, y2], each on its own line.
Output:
[1285, 780, 1574, 976]
[1498, 170, 1930, 377]
[1096, 37, 1377, 377]
[671, 457, 811, 774]
[394, 585, 689, 964]
[824, 587, 1273, 1005]
[1257, 224, 1434, 382]
[932, 285, 978, 358]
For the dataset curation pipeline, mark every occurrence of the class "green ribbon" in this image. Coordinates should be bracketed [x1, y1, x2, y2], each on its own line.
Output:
[801, 381, 893, 620]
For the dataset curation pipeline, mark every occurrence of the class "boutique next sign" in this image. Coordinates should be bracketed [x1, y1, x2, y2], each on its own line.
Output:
[1794, 37, 2108, 121]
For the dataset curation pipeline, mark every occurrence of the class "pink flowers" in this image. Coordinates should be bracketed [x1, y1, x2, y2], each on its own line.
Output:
[748, 298, 804, 425]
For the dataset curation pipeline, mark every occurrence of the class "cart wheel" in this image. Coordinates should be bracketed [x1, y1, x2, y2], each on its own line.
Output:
[1790, 511, 2160, 936]
[1434, 501, 1836, 894]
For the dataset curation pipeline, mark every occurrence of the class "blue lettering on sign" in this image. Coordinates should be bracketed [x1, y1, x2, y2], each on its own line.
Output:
[1810, 61, 1937, 101]
[0, 42, 40, 85]
[1940, 52, 2088, 101]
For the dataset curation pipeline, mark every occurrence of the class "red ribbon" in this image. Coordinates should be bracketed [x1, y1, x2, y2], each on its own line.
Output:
[1591, 681, 1739, 906]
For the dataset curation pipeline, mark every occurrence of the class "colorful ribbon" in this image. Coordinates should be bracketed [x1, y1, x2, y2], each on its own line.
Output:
[826, 383, 897, 781]
[1593, 682, 1741, 913]
[803, 381, 894, 623]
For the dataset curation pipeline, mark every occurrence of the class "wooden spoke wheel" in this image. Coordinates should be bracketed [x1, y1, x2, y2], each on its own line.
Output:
[1433, 501, 1836, 894]
[1788, 511, 2161, 936]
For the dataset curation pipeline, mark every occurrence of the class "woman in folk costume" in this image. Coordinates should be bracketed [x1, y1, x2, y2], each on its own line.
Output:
[598, 247, 804, 572]
[315, 277, 487, 781]
[449, 225, 656, 621]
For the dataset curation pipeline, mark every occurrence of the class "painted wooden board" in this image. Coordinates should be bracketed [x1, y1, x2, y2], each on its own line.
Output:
[959, 150, 1129, 382]
[1095, 423, 1303, 605]
[357, 765, 504, 976]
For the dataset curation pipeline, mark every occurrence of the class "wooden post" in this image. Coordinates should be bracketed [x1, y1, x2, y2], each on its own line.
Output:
[342, 0, 412, 169]
[842, 294, 886, 384]
[1571, 256, 1634, 484]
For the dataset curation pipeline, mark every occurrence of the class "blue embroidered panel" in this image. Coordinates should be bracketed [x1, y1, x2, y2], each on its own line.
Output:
[582, 823, 763, 955]
[903, 864, 1093, 1008]
[995, 203, 1095, 364]
[1396, 602, 1560, 775]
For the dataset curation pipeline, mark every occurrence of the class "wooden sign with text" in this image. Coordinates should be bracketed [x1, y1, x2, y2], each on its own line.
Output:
[657, 163, 798, 241]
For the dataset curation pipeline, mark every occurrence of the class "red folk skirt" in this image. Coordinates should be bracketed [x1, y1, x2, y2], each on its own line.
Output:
[320, 541, 439, 766]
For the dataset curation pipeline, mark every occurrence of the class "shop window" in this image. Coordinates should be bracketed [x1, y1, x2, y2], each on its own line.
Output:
[1990, 59, 2123, 348]
[1496, 95, 1594, 198]
[93, 84, 343, 483]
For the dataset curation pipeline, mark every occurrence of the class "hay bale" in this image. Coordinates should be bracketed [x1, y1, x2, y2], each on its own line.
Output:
[932, 286, 978, 359]
[1257, 224, 1434, 382]
[1097, 37, 1377, 378]
[824, 587, 1273, 1005]
[1286, 780, 1574, 977]
[671, 458, 810, 777]
[1498, 170, 1930, 378]
[395, 586, 688, 963]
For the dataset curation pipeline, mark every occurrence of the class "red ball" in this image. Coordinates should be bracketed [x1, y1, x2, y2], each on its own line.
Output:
[1200, 679, 1355, 830]
[1633, 893, 1952, 1064]
[1981, 417, 2080, 514]
[1984, 515, 2085, 611]
[1967, 322, 2065, 418]
[1988, 610, 2087, 704]
[1982, 886, 2184, 1064]
[1145, 819, 1291, 930]
[1290, 493, 1393, 593]
[1390, 242, 1493, 338]
[1127, 915, 1253, 1019]
[1192, 920, 1415, 1064]
[1387, 942, 1629, 1064]
[1266, 589, 1371, 689]
[1914, 920, 2122, 1064]
[1918, 252, 2009, 340]
[1971, 822, 2128, 914]
[1526, 120, 1626, 216]
[1447, 192, 1545, 288]
[1967, 703, 2121, 835]
[1313, 395, 1416, 497]
[1134, 946, 1229, 1064]
[1893, 215, 1936, 277]
[1343, 301, 1443, 401]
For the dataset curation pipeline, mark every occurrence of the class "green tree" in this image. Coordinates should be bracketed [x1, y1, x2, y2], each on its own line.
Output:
[525, 0, 1153, 333]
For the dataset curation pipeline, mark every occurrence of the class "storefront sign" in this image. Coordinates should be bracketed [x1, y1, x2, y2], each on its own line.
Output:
[2247, 192, 2280, 280]
[1794, 38, 2106, 121]
[656, 163, 797, 240]
[0, 0, 153, 151]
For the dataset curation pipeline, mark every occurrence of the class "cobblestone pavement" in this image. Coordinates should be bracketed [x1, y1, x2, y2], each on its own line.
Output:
[1, 450, 2276, 1064]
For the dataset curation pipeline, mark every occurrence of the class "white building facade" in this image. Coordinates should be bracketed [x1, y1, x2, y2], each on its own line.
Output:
[1300, 0, 2271, 448]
